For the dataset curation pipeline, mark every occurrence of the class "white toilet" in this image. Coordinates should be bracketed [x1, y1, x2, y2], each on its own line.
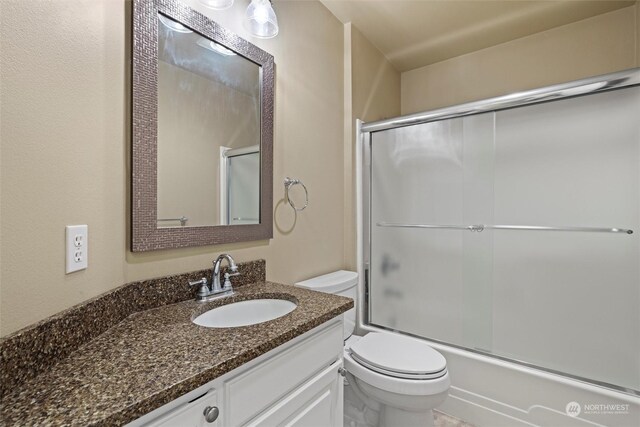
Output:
[296, 271, 450, 427]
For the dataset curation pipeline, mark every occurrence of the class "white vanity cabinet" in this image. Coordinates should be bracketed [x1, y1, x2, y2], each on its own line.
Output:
[130, 318, 343, 427]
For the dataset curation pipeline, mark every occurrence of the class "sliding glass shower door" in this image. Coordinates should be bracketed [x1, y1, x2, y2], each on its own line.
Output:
[367, 86, 640, 393]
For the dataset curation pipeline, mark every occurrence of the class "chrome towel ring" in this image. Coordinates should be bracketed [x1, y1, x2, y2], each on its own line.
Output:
[284, 177, 308, 211]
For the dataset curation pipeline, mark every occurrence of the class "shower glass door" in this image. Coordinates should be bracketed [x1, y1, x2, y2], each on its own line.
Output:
[227, 151, 260, 225]
[367, 86, 640, 393]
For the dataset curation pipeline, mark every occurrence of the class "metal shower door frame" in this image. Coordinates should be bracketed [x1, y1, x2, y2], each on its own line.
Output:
[356, 68, 640, 397]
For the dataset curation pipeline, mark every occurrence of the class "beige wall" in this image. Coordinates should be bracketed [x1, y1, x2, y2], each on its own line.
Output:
[351, 26, 401, 125]
[637, 1, 640, 61]
[343, 24, 401, 270]
[402, 5, 639, 114]
[0, 0, 345, 336]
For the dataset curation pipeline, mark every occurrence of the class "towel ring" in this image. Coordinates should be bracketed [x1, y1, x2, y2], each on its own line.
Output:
[284, 177, 308, 211]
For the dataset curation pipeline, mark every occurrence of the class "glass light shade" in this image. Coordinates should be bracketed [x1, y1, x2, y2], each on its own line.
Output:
[158, 14, 192, 33]
[198, 0, 234, 10]
[245, 0, 279, 39]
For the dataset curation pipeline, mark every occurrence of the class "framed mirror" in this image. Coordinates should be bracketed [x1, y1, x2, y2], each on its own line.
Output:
[132, 0, 274, 251]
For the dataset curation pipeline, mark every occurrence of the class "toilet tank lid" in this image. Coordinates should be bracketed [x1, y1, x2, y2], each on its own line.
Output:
[295, 270, 358, 293]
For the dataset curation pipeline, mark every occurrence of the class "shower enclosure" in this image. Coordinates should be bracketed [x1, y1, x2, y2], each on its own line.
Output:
[358, 69, 640, 425]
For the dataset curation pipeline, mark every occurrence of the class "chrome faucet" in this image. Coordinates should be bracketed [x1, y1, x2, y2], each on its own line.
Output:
[188, 254, 240, 302]
[212, 254, 239, 292]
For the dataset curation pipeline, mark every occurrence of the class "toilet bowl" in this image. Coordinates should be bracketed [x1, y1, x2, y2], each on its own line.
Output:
[344, 333, 450, 427]
[296, 271, 450, 427]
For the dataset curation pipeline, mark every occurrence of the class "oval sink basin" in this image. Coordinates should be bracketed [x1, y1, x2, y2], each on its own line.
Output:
[193, 299, 297, 328]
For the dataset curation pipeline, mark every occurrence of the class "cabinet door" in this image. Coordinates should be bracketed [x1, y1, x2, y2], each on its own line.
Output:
[225, 322, 343, 426]
[246, 360, 343, 427]
[146, 389, 219, 427]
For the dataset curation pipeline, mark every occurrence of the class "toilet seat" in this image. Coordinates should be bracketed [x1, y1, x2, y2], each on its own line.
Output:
[349, 332, 447, 379]
[343, 332, 450, 396]
[350, 353, 447, 380]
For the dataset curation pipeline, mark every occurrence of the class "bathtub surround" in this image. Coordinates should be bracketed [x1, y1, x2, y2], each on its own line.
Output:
[0, 261, 353, 425]
[0, 259, 265, 400]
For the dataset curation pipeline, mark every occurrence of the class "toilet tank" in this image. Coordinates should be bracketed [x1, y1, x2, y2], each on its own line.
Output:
[296, 270, 358, 340]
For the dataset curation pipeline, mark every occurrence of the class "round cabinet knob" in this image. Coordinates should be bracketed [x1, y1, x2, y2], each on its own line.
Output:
[203, 406, 219, 423]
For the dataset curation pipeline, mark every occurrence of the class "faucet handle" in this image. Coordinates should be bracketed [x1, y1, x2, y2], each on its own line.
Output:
[189, 277, 210, 299]
[189, 277, 208, 288]
[222, 272, 240, 290]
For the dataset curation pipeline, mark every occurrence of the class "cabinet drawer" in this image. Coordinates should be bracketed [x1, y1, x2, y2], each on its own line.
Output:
[224, 321, 343, 426]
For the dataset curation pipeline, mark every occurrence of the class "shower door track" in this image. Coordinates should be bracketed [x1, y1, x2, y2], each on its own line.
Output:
[361, 68, 640, 133]
[357, 68, 640, 398]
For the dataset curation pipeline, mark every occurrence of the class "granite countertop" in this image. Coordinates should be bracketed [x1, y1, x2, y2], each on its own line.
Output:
[0, 281, 353, 426]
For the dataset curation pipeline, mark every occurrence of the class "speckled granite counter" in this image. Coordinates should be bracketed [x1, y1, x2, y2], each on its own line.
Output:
[0, 266, 353, 426]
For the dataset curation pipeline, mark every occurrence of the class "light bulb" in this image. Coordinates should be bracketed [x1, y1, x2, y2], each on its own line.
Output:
[255, 8, 269, 24]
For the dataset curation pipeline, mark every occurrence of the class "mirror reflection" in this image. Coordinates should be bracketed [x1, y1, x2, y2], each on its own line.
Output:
[156, 14, 261, 227]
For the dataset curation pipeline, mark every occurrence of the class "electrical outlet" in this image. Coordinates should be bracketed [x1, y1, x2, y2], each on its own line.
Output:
[66, 225, 88, 273]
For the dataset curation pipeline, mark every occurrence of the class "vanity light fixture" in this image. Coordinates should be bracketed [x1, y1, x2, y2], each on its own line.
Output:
[158, 14, 192, 33]
[198, 0, 234, 10]
[196, 37, 237, 56]
[245, 0, 279, 39]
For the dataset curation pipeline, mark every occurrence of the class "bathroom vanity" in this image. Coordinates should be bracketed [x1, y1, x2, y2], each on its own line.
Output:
[130, 318, 344, 427]
[0, 262, 353, 426]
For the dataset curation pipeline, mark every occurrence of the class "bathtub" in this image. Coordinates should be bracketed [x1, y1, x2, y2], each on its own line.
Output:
[358, 321, 640, 427]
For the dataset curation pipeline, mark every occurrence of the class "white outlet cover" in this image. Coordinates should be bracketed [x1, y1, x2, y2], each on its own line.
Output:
[66, 225, 88, 273]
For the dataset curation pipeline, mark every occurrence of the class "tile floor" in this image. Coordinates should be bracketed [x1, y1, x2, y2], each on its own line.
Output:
[434, 410, 476, 427]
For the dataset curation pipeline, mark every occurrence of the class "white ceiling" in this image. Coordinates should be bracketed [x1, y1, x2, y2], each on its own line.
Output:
[319, 0, 636, 71]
